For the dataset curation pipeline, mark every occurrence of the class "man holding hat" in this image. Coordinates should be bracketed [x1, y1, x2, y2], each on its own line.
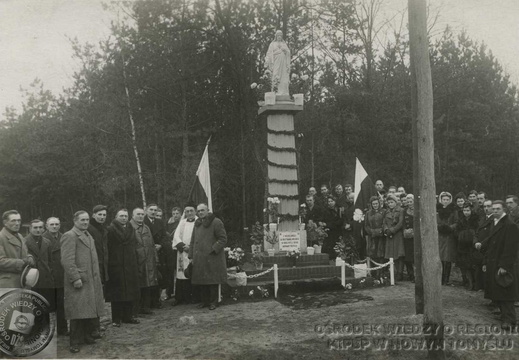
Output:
[482, 200, 519, 329]
[0, 210, 35, 292]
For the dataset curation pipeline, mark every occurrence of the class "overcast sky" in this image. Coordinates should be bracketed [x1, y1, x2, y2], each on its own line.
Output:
[0, 0, 517, 114]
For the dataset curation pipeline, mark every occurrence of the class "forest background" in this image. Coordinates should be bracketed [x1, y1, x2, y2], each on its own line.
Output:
[0, 0, 517, 243]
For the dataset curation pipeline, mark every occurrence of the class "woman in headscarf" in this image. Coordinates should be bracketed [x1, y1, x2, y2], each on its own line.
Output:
[383, 194, 405, 281]
[365, 196, 386, 278]
[402, 194, 415, 282]
[437, 191, 456, 285]
[455, 202, 479, 290]
[322, 195, 343, 263]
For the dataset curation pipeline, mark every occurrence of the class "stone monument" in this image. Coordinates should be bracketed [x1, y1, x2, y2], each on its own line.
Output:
[260, 30, 305, 252]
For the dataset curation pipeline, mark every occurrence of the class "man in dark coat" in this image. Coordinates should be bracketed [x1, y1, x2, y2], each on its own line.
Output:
[130, 208, 158, 315]
[42, 216, 68, 335]
[25, 220, 55, 305]
[144, 203, 168, 308]
[189, 203, 227, 310]
[61, 211, 105, 353]
[474, 200, 493, 293]
[106, 209, 140, 327]
[303, 195, 323, 224]
[482, 201, 519, 329]
[87, 205, 109, 337]
[0, 210, 35, 291]
[505, 195, 519, 307]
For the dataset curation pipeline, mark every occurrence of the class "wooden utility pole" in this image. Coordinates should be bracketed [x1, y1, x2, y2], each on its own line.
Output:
[408, 1, 445, 358]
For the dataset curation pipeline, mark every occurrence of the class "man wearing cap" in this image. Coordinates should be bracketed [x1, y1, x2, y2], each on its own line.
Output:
[482, 200, 519, 330]
[172, 203, 197, 306]
[87, 205, 109, 337]
[0, 210, 35, 291]
[25, 219, 55, 311]
[61, 211, 105, 353]
[43, 216, 68, 335]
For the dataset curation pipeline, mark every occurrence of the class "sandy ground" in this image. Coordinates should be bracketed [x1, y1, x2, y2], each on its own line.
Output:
[48, 273, 519, 360]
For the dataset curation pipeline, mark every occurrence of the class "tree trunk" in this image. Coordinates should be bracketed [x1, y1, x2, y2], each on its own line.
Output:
[409, 1, 445, 358]
[121, 51, 146, 207]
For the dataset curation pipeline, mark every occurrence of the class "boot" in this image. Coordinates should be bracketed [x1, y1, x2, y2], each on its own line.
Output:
[396, 259, 404, 281]
[406, 262, 415, 282]
[444, 262, 452, 285]
[441, 262, 446, 285]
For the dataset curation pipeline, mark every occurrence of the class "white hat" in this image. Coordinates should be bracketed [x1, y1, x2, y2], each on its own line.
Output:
[21, 266, 39, 288]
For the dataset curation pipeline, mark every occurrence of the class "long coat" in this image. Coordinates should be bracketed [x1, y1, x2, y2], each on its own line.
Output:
[61, 227, 105, 319]
[188, 213, 227, 285]
[455, 213, 479, 270]
[483, 215, 519, 301]
[130, 220, 158, 288]
[144, 216, 174, 289]
[25, 234, 54, 289]
[88, 220, 109, 284]
[105, 220, 140, 302]
[0, 228, 31, 289]
[322, 206, 343, 260]
[365, 208, 386, 258]
[437, 204, 457, 262]
[42, 231, 64, 288]
[383, 207, 405, 259]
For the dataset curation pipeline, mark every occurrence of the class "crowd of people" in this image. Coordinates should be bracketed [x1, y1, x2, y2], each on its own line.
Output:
[0, 202, 228, 353]
[302, 180, 519, 329]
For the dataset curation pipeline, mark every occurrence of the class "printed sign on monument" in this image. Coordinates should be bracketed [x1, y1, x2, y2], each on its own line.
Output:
[278, 231, 300, 251]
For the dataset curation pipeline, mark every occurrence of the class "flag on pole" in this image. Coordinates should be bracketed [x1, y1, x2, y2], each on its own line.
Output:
[188, 139, 213, 212]
[353, 157, 377, 212]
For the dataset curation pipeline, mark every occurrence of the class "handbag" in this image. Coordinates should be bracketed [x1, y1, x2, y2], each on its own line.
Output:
[184, 262, 193, 279]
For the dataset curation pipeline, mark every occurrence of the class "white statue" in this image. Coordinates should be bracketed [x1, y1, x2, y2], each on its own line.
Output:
[265, 30, 291, 95]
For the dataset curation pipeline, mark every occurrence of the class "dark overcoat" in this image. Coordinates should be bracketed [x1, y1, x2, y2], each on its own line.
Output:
[105, 220, 140, 302]
[25, 234, 54, 289]
[61, 227, 105, 319]
[42, 231, 64, 288]
[322, 206, 343, 259]
[437, 204, 457, 262]
[130, 220, 158, 288]
[88, 219, 109, 283]
[188, 213, 227, 285]
[144, 216, 174, 288]
[0, 228, 31, 289]
[365, 208, 386, 258]
[483, 215, 519, 301]
[383, 207, 405, 259]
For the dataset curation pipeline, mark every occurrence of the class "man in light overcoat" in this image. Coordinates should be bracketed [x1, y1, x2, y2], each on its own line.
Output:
[61, 210, 105, 353]
[0, 210, 34, 291]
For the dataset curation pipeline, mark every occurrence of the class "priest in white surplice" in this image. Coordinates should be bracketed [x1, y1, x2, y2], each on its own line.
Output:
[171, 203, 197, 306]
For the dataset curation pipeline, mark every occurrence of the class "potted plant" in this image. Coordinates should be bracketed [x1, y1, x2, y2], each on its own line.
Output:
[266, 197, 280, 230]
[225, 247, 246, 287]
[286, 249, 301, 267]
[265, 225, 278, 256]
[251, 252, 266, 270]
[249, 222, 264, 253]
[307, 220, 328, 254]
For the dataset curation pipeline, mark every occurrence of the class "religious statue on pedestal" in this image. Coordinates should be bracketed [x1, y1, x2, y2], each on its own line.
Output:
[265, 30, 291, 96]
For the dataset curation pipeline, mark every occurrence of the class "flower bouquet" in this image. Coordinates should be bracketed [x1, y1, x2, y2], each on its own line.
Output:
[286, 248, 301, 267]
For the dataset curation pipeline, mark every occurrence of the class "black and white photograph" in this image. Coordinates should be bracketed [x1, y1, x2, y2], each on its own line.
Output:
[0, 0, 518, 358]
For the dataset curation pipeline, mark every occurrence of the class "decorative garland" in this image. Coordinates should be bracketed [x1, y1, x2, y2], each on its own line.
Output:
[267, 129, 296, 136]
[266, 159, 298, 169]
[268, 178, 299, 184]
[267, 144, 296, 153]
[267, 194, 300, 200]
[278, 213, 300, 221]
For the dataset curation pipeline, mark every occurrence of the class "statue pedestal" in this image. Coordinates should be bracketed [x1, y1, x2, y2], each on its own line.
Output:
[259, 97, 303, 245]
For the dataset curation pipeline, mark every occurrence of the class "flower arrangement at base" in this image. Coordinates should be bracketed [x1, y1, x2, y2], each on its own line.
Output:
[249, 222, 265, 246]
[334, 236, 359, 264]
[224, 247, 245, 269]
[266, 197, 280, 223]
[306, 220, 328, 246]
[251, 252, 266, 269]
